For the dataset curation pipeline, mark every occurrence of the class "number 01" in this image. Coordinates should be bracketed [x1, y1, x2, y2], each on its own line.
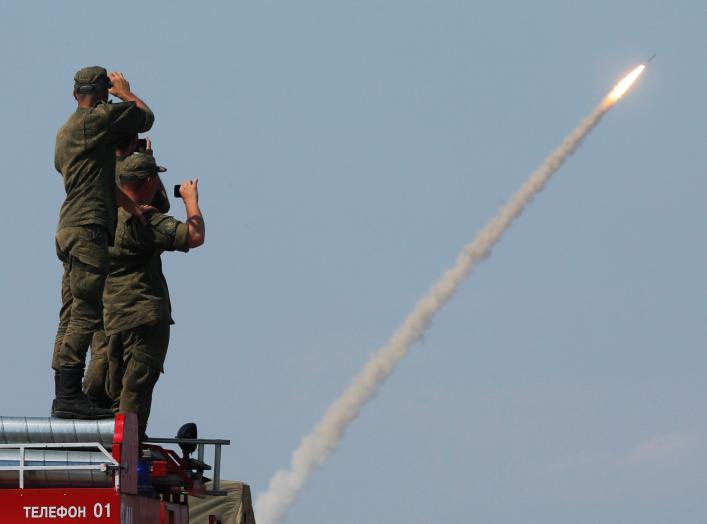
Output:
[93, 503, 111, 518]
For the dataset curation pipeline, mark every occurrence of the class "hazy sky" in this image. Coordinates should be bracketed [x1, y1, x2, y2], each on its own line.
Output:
[0, 1, 705, 523]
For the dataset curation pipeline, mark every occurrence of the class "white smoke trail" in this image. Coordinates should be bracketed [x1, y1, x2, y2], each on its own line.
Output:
[257, 88, 628, 524]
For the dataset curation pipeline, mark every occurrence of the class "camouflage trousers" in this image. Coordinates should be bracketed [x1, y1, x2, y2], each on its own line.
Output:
[83, 331, 111, 406]
[52, 226, 109, 370]
[107, 322, 169, 439]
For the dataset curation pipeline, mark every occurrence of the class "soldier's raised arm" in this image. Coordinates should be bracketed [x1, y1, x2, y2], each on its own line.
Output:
[105, 71, 155, 135]
[178, 179, 205, 248]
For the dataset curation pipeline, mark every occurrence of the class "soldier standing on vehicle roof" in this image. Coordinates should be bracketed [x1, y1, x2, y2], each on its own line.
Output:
[104, 152, 205, 440]
[83, 136, 170, 409]
[52, 67, 154, 419]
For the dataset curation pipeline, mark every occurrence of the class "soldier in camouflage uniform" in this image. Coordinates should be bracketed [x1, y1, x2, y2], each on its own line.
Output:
[104, 153, 205, 439]
[83, 137, 170, 409]
[52, 67, 154, 419]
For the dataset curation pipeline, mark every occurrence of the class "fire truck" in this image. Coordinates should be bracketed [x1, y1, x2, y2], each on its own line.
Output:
[0, 414, 230, 523]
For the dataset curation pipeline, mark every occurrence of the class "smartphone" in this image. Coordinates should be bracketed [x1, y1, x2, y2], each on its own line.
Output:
[136, 138, 148, 153]
[173, 185, 181, 198]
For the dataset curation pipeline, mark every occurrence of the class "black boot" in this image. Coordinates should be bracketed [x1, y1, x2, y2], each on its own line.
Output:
[51, 366, 114, 420]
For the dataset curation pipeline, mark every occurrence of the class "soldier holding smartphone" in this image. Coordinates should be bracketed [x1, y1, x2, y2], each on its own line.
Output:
[83, 136, 170, 408]
[102, 152, 205, 439]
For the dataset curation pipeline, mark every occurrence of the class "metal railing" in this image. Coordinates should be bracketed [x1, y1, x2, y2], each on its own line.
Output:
[144, 437, 230, 495]
[0, 442, 120, 489]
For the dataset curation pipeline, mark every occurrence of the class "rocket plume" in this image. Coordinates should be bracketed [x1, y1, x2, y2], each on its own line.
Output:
[256, 64, 646, 524]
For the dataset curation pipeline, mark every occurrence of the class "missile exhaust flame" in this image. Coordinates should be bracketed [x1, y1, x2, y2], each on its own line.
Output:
[605, 64, 646, 104]
[256, 63, 648, 524]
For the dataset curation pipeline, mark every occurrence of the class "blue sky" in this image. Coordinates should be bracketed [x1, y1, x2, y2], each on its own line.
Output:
[0, 1, 705, 522]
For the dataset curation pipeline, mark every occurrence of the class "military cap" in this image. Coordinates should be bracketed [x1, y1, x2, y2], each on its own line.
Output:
[119, 153, 167, 181]
[73, 66, 112, 93]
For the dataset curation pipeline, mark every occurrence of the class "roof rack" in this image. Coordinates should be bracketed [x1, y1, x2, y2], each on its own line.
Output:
[0, 442, 120, 489]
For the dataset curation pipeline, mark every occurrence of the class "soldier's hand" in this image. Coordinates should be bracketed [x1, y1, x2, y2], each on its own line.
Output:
[108, 72, 132, 100]
[144, 137, 153, 156]
[179, 178, 199, 203]
[132, 204, 156, 225]
[136, 204, 158, 224]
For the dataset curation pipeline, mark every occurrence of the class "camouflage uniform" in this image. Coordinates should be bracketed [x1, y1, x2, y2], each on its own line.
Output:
[53, 67, 154, 373]
[83, 331, 111, 407]
[82, 155, 170, 406]
[104, 154, 189, 438]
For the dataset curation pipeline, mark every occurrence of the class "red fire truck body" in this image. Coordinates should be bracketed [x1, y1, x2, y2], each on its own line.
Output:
[0, 414, 228, 524]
